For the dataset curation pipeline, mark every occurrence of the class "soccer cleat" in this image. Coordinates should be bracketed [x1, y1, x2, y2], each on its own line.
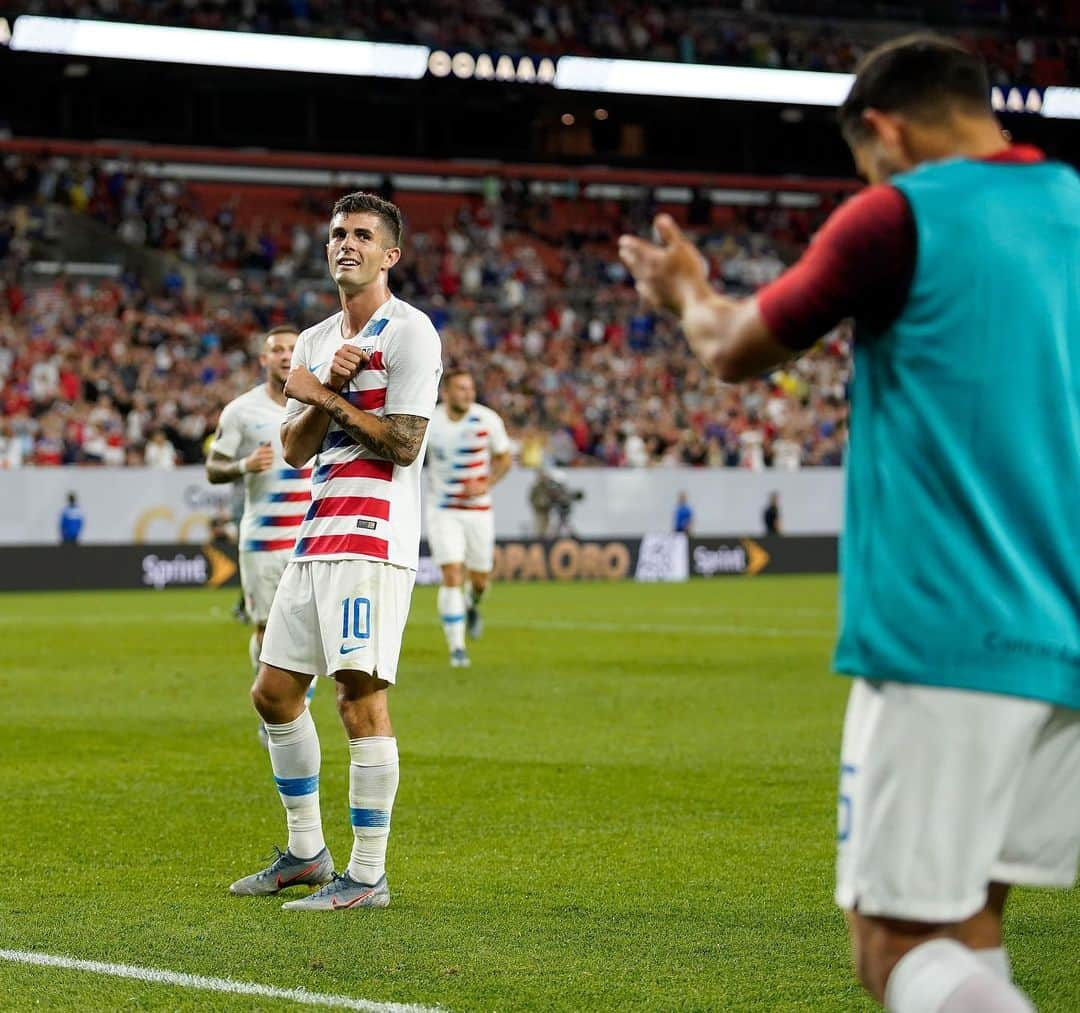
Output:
[229, 845, 334, 896]
[466, 605, 484, 640]
[281, 871, 390, 911]
[450, 648, 471, 668]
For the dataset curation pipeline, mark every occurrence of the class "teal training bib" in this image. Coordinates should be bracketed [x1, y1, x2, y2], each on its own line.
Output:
[834, 157, 1080, 708]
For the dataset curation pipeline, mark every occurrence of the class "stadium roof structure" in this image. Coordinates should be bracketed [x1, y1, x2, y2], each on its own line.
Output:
[9, 15, 1079, 120]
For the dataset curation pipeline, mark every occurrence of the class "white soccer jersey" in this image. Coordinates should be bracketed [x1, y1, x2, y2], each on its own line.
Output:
[425, 403, 510, 511]
[284, 295, 442, 569]
[210, 384, 312, 552]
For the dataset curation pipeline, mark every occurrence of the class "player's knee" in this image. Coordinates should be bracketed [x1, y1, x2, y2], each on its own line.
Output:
[251, 666, 304, 723]
[250, 678, 274, 720]
[335, 675, 390, 736]
[441, 563, 464, 586]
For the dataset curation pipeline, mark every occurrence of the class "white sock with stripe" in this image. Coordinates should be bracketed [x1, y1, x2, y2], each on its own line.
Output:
[265, 708, 325, 860]
[347, 736, 399, 885]
[437, 585, 466, 652]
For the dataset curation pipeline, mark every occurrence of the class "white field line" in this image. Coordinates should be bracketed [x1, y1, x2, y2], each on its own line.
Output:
[0, 949, 443, 1012]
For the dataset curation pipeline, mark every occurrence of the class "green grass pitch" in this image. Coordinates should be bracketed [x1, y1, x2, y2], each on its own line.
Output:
[2, 577, 1077, 1011]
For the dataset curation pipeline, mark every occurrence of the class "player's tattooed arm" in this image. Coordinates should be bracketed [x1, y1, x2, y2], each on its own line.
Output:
[319, 394, 428, 467]
[205, 447, 274, 483]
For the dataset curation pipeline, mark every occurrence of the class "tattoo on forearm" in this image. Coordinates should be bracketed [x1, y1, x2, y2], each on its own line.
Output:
[206, 454, 244, 483]
[322, 394, 428, 466]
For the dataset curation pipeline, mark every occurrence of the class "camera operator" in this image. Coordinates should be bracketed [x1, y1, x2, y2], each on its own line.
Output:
[529, 468, 584, 537]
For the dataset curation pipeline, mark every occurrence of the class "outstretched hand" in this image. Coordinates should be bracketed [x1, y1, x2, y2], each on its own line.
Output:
[618, 214, 710, 315]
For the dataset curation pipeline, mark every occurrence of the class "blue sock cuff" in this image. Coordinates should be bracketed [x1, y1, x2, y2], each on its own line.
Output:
[274, 774, 319, 796]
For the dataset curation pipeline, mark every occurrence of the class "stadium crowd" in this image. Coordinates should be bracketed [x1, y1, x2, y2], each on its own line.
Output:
[1, 151, 849, 471]
[13, 0, 1080, 86]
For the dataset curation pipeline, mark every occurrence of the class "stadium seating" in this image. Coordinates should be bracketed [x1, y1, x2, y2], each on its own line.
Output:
[1, 147, 849, 471]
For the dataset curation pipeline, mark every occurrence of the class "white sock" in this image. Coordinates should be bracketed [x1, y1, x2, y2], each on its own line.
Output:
[885, 939, 1034, 1013]
[265, 709, 325, 860]
[437, 585, 466, 651]
[974, 947, 1012, 982]
[347, 736, 399, 885]
[248, 632, 261, 674]
[944, 974, 1035, 1012]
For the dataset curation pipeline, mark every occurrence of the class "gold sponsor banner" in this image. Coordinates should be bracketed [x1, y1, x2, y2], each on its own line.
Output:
[492, 538, 633, 582]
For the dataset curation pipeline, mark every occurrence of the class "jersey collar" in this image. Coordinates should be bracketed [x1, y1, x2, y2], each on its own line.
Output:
[982, 144, 1045, 164]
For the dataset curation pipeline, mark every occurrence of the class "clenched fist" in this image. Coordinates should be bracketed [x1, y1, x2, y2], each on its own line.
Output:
[328, 345, 371, 391]
[284, 366, 329, 406]
[243, 443, 274, 474]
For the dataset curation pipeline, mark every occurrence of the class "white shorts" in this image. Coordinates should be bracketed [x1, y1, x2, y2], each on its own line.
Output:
[260, 559, 416, 683]
[238, 549, 291, 626]
[836, 678, 1080, 922]
[426, 508, 495, 572]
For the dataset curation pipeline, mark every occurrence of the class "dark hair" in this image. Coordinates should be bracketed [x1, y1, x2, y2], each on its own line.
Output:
[266, 323, 299, 338]
[838, 34, 992, 143]
[443, 368, 473, 384]
[331, 191, 404, 248]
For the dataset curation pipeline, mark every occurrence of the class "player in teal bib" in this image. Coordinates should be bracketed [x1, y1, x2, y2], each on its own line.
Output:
[620, 33, 1079, 1013]
[836, 153, 1080, 709]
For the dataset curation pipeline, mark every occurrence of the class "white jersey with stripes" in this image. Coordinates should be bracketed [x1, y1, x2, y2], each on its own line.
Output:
[209, 383, 312, 553]
[424, 402, 511, 512]
[283, 295, 442, 570]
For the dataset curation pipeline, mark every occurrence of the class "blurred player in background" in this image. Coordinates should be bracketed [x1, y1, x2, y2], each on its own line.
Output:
[424, 369, 511, 667]
[229, 192, 441, 911]
[620, 34, 1079, 1013]
[206, 325, 316, 740]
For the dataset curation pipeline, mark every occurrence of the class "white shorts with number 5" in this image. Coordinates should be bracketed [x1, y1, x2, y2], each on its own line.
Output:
[425, 507, 495, 572]
[260, 559, 416, 683]
[836, 677, 1080, 922]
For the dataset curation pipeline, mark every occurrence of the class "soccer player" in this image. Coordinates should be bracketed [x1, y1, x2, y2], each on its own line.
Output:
[206, 326, 314, 724]
[424, 369, 512, 667]
[619, 35, 1078, 1013]
[229, 192, 441, 911]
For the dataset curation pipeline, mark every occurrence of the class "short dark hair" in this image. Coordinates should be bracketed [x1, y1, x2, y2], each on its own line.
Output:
[266, 323, 299, 339]
[443, 368, 473, 385]
[838, 34, 992, 143]
[331, 192, 404, 248]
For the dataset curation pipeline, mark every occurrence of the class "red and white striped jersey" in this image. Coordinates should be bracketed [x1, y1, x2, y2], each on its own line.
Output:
[284, 296, 442, 569]
[210, 384, 312, 553]
[424, 402, 510, 512]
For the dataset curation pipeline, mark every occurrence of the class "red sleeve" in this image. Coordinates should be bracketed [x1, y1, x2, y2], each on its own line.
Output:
[756, 184, 916, 350]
